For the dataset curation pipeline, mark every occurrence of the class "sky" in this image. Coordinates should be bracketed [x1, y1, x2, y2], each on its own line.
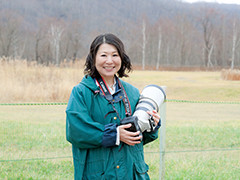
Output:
[182, 0, 240, 4]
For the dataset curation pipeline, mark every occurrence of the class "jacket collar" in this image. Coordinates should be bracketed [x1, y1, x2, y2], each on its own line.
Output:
[81, 75, 123, 95]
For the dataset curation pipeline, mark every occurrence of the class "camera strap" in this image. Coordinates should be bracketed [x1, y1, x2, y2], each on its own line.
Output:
[95, 76, 132, 120]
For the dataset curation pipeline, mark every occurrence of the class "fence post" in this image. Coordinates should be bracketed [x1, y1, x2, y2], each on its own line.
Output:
[159, 86, 166, 180]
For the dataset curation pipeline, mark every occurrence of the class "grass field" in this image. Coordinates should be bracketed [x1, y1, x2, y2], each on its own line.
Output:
[0, 60, 240, 179]
[1, 103, 239, 179]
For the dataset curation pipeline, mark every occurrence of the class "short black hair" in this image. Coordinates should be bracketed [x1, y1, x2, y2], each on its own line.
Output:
[84, 33, 132, 78]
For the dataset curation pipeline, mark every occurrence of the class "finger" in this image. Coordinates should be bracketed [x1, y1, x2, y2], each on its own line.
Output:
[147, 111, 160, 120]
[119, 123, 132, 129]
[147, 111, 153, 116]
[128, 140, 141, 146]
[148, 110, 157, 113]
[154, 114, 160, 120]
[123, 130, 140, 138]
[126, 141, 138, 146]
[131, 131, 140, 136]
[133, 135, 142, 141]
[127, 137, 142, 145]
[147, 110, 158, 116]
[151, 111, 160, 119]
[148, 113, 160, 125]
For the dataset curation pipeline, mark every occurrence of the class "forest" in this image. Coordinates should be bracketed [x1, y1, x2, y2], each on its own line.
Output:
[1, 0, 240, 69]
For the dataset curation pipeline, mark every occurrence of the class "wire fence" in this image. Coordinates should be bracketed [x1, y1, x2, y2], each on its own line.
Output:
[1, 99, 240, 179]
[1, 99, 240, 161]
[1, 99, 240, 105]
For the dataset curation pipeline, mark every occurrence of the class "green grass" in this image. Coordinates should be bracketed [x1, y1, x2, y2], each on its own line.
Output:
[1, 103, 239, 179]
[145, 102, 240, 179]
[1, 160, 73, 179]
[1, 71, 240, 179]
[146, 151, 240, 180]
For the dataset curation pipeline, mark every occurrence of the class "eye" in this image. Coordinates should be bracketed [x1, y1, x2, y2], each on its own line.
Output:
[113, 54, 119, 57]
[101, 54, 107, 57]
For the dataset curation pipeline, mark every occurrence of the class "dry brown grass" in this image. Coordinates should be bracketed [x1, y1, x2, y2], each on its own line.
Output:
[221, 69, 240, 81]
[1, 58, 240, 103]
[0, 59, 85, 103]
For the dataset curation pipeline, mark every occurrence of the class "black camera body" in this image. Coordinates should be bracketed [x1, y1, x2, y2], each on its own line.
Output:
[120, 116, 139, 132]
[120, 116, 143, 140]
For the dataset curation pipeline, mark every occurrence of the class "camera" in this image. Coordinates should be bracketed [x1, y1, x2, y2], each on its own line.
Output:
[120, 84, 166, 137]
[133, 85, 166, 133]
[120, 116, 141, 132]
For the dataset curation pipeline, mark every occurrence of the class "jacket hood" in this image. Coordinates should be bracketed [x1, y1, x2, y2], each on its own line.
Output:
[80, 75, 99, 92]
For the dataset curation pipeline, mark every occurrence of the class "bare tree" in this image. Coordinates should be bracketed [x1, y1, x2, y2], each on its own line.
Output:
[207, 40, 214, 67]
[199, 7, 217, 67]
[48, 24, 64, 66]
[178, 14, 193, 66]
[202, 16, 214, 67]
[142, 19, 146, 70]
[0, 11, 22, 58]
[156, 26, 162, 70]
[231, 18, 240, 69]
[34, 28, 45, 63]
[64, 21, 82, 62]
[161, 18, 175, 66]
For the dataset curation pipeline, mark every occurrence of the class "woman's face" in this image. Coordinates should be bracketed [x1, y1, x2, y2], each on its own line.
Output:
[95, 43, 121, 82]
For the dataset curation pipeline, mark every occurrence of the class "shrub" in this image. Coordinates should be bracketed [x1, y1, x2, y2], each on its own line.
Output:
[221, 69, 240, 81]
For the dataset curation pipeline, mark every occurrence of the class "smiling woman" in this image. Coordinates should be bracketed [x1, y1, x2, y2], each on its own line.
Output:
[66, 33, 161, 180]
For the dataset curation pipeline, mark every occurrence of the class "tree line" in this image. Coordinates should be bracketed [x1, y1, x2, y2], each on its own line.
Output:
[0, 0, 240, 69]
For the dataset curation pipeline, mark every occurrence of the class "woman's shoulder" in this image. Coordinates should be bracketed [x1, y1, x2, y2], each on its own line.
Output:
[75, 75, 97, 88]
[71, 75, 97, 95]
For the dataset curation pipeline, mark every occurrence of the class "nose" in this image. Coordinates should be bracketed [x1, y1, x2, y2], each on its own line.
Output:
[106, 55, 113, 63]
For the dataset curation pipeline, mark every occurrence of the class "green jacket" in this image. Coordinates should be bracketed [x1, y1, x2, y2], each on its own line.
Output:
[66, 75, 159, 180]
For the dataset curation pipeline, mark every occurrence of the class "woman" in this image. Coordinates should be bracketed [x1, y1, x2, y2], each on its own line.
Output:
[66, 33, 160, 180]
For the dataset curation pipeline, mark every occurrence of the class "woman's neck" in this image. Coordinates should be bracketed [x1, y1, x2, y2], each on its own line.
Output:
[103, 76, 115, 88]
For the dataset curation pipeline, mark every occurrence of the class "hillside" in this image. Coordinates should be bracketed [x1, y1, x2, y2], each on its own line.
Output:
[0, 0, 240, 68]
[1, 0, 239, 33]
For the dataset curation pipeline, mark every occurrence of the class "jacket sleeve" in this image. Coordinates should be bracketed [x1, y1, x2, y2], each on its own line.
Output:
[142, 129, 159, 145]
[66, 86, 117, 149]
[142, 115, 161, 145]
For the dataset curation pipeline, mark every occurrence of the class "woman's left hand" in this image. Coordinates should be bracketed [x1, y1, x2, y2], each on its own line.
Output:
[147, 110, 160, 126]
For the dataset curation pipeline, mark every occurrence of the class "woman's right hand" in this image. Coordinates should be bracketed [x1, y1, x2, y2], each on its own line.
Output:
[119, 124, 142, 146]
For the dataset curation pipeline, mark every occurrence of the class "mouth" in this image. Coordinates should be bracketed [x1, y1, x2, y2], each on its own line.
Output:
[104, 66, 115, 70]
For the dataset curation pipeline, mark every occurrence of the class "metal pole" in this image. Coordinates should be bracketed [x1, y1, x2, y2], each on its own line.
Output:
[159, 86, 166, 180]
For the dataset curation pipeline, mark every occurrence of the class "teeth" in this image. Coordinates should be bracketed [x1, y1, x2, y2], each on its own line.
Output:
[104, 67, 114, 69]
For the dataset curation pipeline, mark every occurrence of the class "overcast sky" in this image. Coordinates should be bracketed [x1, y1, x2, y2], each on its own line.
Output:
[182, 0, 240, 4]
